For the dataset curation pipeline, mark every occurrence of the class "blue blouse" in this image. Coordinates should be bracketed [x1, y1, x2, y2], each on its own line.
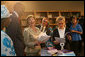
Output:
[1, 30, 16, 56]
[70, 23, 83, 41]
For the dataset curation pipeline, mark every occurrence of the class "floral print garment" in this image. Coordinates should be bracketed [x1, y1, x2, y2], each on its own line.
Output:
[1, 30, 16, 56]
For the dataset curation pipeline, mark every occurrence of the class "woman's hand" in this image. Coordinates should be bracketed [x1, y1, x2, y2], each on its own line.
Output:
[35, 41, 41, 49]
[53, 40, 59, 45]
[71, 30, 76, 33]
[47, 47, 54, 50]
[34, 41, 40, 46]
[35, 45, 41, 49]
[67, 35, 72, 41]
[33, 35, 39, 39]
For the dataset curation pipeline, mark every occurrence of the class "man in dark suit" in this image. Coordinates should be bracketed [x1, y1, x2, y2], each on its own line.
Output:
[6, 2, 25, 56]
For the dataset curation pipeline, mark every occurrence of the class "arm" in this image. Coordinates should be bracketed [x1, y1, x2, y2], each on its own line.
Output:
[71, 30, 82, 34]
[71, 24, 83, 34]
[52, 29, 60, 44]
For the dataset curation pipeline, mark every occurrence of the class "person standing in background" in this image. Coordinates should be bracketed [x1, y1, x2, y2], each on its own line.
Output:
[78, 16, 84, 41]
[6, 2, 25, 56]
[38, 17, 51, 48]
[1, 5, 16, 56]
[70, 16, 83, 56]
[36, 17, 49, 33]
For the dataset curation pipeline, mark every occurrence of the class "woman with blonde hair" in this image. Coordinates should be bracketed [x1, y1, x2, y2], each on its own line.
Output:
[23, 15, 41, 56]
[38, 17, 52, 48]
[52, 16, 71, 50]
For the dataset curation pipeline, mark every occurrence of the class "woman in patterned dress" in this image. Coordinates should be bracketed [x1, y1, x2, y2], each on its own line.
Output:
[1, 5, 16, 56]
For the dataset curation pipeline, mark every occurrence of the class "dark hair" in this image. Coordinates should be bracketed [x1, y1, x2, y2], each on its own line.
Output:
[72, 16, 78, 20]
[1, 18, 10, 30]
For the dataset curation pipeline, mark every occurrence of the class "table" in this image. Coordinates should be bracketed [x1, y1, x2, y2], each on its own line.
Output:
[41, 49, 76, 56]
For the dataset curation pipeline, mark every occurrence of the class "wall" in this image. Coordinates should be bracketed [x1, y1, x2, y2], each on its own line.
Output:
[1, 1, 84, 16]
[21, 1, 84, 16]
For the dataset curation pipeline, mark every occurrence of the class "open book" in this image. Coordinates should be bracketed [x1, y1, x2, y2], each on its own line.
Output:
[55, 37, 65, 43]
[55, 37, 66, 50]
[38, 32, 50, 42]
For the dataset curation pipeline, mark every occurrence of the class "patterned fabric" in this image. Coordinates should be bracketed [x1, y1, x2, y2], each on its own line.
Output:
[1, 5, 10, 19]
[46, 39, 54, 47]
[48, 27, 53, 36]
[1, 30, 16, 56]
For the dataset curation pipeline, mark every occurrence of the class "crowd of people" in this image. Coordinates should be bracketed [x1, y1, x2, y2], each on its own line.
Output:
[1, 2, 83, 56]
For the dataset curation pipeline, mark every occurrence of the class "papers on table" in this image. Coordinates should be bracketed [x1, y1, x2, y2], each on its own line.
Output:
[48, 49, 58, 55]
[41, 49, 51, 56]
[38, 32, 50, 42]
[58, 52, 75, 56]
[58, 49, 76, 56]
[41, 49, 76, 56]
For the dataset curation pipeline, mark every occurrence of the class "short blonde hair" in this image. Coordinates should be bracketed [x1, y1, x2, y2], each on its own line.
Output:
[56, 16, 66, 27]
[56, 16, 65, 22]
[26, 15, 34, 26]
